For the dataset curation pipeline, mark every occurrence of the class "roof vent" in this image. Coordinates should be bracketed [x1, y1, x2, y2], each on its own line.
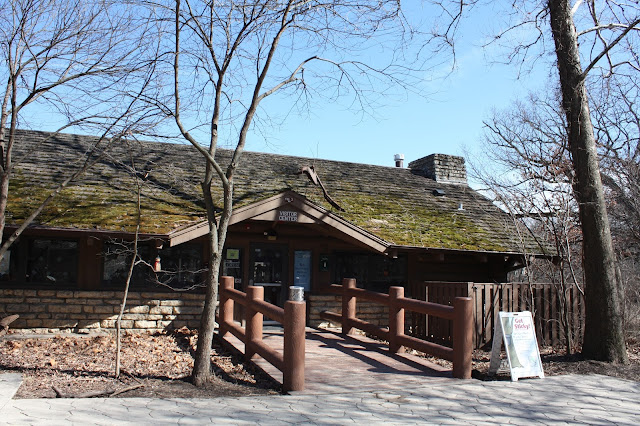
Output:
[394, 153, 404, 168]
[432, 189, 446, 196]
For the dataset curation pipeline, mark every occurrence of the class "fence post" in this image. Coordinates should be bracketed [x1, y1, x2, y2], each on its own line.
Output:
[389, 286, 405, 353]
[452, 296, 473, 379]
[283, 300, 306, 392]
[466, 282, 477, 349]
[245, 285, 264, 361]
[219, 276, 234, 338]
[342, 278, 356, 336]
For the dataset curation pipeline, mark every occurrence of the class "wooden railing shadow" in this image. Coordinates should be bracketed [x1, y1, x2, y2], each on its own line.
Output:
[320, 278, 473, 379]
[306, 328, 450, 378]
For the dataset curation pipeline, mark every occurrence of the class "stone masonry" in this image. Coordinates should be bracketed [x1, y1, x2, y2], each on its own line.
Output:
[308, 294, 389, 328]
[4, 290, 394, 333]
[0, 289, 205, 333]
[408, 154, 467, 185]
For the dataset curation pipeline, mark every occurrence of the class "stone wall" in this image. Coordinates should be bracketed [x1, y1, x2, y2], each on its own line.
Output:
[0, 288, 205, 333]
[308, 294, 389, 328]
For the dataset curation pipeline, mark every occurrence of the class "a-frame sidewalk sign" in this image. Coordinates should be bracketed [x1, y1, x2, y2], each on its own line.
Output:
[488, 311, 545, 381]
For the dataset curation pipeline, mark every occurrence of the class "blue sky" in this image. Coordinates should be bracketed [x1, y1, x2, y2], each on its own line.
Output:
[240, 4, 554, 176]
[23, 3, 554, 185]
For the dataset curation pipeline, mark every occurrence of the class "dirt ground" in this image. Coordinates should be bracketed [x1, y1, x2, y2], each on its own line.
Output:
[0, 327, 281, 399]
[1, 329, 639, 399]
[424, 338, 640, 382]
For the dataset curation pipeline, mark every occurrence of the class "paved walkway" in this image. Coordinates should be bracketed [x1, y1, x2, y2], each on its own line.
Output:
[1, 328, 639, 424]
[2, 372, 639, 424]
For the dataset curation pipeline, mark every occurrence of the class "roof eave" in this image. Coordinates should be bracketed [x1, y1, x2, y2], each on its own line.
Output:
[168, 191, 390, 253]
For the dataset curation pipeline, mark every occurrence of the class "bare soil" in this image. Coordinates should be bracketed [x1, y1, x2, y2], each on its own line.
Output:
[421, 339, 640, 382]
[0, 327, 281, 399]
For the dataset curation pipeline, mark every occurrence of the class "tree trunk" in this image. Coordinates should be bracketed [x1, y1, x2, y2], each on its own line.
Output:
[191, 226, 221, 386]
[191, 169, 226, 386]
[547, 0, 627, 362]
[0, 171, 9, 246]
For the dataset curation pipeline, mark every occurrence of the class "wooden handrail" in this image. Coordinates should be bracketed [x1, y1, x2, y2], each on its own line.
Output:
[399, 296, 455, 320]
[397, 334, 454, 361]
[218, 277, 305, 392]
[224, 287, 246, 304]
[250, 298, 285, 323]
[322, 278, 472, 379]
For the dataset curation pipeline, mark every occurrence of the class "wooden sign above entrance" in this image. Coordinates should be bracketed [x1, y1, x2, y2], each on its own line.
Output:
[278, 210, 298, 222]
[249, 208, 316, 224]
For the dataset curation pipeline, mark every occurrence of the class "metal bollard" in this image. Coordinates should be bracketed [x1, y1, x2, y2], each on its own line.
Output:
[289, 286, 305, 302]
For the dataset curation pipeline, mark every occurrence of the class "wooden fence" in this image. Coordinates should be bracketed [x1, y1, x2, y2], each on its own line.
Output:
[409, 282, 584, 349]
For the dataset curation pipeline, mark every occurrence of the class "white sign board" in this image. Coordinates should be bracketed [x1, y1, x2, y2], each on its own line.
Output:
[488, 311, 544, 381]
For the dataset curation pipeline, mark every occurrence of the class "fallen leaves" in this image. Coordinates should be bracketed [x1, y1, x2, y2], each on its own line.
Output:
[0, 329, 280, 398]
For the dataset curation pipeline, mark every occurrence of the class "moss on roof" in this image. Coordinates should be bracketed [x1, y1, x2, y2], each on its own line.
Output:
[7, 129, 541, 253]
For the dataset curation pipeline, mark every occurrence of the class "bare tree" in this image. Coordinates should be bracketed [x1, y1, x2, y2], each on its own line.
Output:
[114, 144, 145, 380]
[545, 0, 633, 363]
[471, 91, 584, 353]
[591, 76, 640, 343]
[153, 0, 428, 385]
[0, 0, 158, 259]
[434, 0, 639, 362]
[593, 77, 640, 250]
[474, 77, 640, 353]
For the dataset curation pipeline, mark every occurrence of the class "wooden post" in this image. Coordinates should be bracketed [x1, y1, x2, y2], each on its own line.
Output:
[219, 276, 234, 338]
[452, 296, 473, 379]
[283, 300, 306, 392]
[389, 286, 405, 353]
[245, 285, 264, 361]
[466, 282, 477, 349]
[342, 278, 356, 336]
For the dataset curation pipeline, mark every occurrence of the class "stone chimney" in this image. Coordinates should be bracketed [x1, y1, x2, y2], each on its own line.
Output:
[408, 154, 467, 185]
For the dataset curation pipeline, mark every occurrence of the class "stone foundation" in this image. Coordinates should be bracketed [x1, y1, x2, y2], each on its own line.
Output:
[308, 294, 389, 328]
[0, 288, 205, 333]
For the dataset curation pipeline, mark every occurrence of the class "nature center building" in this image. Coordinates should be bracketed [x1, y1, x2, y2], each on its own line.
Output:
[0, 129, 542, 332]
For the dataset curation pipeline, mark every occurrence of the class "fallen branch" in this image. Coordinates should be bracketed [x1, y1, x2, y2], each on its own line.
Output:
[52, 383, 144, 398]
[0, 314, 19, 337]
[110, 383, 145, 397]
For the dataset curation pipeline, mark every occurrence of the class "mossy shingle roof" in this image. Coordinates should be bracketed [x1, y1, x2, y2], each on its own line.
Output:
[7, 129, 542, 254]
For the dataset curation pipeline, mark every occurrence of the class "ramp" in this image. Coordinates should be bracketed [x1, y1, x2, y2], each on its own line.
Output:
[223, 327, 452, 394]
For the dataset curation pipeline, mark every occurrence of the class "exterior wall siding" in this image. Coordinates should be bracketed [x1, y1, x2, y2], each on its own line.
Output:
[0, 289, 204, 333]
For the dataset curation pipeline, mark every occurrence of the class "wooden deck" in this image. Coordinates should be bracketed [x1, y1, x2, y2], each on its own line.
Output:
[222, 327, 453, 394]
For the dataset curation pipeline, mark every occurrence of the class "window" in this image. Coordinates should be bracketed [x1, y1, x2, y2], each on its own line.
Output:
[102, 242, 152, 289]
[156, 244, 204, 290]
[26, 239, 78, 284]
[0, 247, 14, 281]
[333, 252, 407, 293]
[222, 248, 243, 288]
[103, 242, 204, 290]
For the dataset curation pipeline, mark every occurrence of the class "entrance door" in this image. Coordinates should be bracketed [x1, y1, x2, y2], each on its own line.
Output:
[249, 244, 288, 307]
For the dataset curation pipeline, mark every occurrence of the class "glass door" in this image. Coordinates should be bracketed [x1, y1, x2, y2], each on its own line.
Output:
[249, 244, 288, 307]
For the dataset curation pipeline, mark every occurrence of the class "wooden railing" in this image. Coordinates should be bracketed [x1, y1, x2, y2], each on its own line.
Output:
[217, 276, 306, 392]
[320, 278, 473, 379]
[409, 281, 584, 348]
